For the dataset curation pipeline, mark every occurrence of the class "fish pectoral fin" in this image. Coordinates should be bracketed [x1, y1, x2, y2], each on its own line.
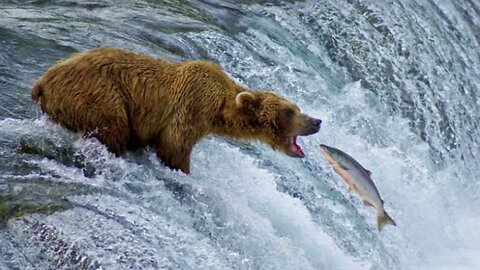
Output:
[363, 200, 374, 207]
[339, 163, 350, 170]
[348, 183, 359, 193]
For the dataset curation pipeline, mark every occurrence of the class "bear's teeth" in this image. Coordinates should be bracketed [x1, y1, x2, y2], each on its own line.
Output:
[291, 136, 305, 157]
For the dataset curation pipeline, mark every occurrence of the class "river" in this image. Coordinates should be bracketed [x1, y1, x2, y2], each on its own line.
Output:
[0, 1, 479, 269]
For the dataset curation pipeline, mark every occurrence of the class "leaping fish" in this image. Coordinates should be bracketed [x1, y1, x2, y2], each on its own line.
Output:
[319, 144, 396, 231]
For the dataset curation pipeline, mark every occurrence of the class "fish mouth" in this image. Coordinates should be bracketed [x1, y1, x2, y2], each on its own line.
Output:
[286, 136, 305, 158]
[319, 144, 328, 153]
[319, 144, 333, 162]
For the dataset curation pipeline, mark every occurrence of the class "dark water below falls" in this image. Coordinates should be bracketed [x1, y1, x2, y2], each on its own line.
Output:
[0, 0, 479, 269]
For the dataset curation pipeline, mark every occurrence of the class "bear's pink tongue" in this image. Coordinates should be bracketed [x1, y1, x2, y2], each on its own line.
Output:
[291, 137, 305, 158]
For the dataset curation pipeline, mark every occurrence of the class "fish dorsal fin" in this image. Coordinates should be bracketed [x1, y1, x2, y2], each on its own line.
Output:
[365, 169, 372, 176]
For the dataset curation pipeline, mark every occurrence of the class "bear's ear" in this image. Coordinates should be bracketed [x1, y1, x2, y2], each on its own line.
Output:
[235, 92, 255, 108]
[266, 91, 278, 96]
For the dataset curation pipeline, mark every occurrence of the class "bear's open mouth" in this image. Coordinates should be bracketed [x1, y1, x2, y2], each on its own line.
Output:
[288, 136, 305, 158]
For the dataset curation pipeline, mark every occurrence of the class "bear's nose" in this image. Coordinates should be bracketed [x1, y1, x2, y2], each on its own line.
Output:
[312, 118, 322, 127]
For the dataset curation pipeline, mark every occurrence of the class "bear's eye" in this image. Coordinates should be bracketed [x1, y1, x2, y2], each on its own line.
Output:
[284, 109, 295, 118]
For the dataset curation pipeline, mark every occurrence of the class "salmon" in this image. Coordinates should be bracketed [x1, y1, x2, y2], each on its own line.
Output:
[319, 144, 396, 231]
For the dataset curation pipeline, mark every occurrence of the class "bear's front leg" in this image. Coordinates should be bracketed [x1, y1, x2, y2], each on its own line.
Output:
[155, 136, 193, 174]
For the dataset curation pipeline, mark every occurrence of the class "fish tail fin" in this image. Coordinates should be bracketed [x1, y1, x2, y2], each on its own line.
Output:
[377, 210, 396, 231]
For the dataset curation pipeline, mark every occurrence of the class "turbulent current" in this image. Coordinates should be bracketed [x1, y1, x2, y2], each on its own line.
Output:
[0, 1, 479, 269]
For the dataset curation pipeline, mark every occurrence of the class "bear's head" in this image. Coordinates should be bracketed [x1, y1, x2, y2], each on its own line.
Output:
[235, 91, 321, 158]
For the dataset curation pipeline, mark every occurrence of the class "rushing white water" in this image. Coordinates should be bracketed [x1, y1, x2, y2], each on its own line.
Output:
[0, 0, 479, 269]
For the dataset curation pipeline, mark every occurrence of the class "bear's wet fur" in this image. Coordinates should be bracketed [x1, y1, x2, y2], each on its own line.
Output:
[32, 48, 321, 173]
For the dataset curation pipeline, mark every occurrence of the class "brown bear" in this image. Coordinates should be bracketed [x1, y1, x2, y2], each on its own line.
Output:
[31, 48, 321, 174]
